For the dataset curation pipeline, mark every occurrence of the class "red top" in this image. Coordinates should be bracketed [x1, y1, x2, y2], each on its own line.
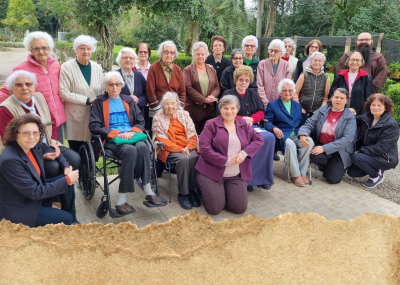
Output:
[281, 56, 289, 61]
[26, 150, 41, 177]
[319, 110, 344, 144]
[238, 92, 264, 124]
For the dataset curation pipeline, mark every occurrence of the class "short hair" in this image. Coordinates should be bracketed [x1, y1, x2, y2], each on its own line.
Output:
[73, 35, 98, 52]
[344, 51, 365, 67]
[283, 38, 296, 50]
[268, 39, 285, 53]
[230, 48, 245, 61]
[3, 114, 45, 146]
[233, 65, 254, 84]
[136, 43, 151, 58]
[305, 39, 323, 55]
[103, 71, 125, 89]
[159, 92, 179, 111]
[330, 88, 349, 107]
[6, 70, 38, 92]
[23, 31, 54, 51]
[219, 95, 240, 111]
[242, 35, 258, 49]
[309, 51, 326, 62]
[278, 78, 296, 92]
[157, 40, 178, 59]
[115, 47, 138, 66]
[191, 41, 209, 57]
[364, 93, 394, 115]
[210, 35, 227, 50]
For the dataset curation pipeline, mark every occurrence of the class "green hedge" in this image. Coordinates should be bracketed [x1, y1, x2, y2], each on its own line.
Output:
[386, 83, 400, 124]
[0, 41, 25, 48]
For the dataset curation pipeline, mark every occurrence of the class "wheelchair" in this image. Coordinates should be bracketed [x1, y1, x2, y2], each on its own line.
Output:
[78, 130, 166, 219]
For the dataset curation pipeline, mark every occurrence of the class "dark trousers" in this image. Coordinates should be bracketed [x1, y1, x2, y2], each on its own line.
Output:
[35, 175, 76, 227]
[68, 140, 85, 154]
[104, 140, 151, 193]
[310, 151, 345, 184]
[44, 146, 81, 178]
[167, 150, 198, 195]
[347, 153, 386, 178]
[194, 118, 209, 135]
[197, 172, 248, 215]
[57, 124, 64, 144]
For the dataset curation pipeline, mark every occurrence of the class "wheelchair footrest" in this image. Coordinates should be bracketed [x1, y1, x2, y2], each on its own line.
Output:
[143, 196, 168, 208]
[109, 206, 136, 218]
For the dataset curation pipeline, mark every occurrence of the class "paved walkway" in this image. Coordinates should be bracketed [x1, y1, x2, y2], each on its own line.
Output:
[0, 48, 30, 84]
[75, 158, 400, 227]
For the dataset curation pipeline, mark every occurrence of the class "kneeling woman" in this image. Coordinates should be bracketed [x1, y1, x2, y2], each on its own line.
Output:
[89, 71, 161, 215]
[347, 94, 399, 188]
[0, 114, 79, 227]
[298, 88, 356, 184]
[196, 95, 263, 215]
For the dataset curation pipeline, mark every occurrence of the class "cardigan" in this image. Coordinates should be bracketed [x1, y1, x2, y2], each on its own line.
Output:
[183, 63, 220, 122]
[257, 58, 291, 107]
[219, 65, 257, 94]
[195, 116, 263, 182]
[282, 55, 298, 78]
[205, 53, 231, 82]
[0, 54, 66, 126]
[329, 69, 373, 115]
[59, 58, 104, 141]
[146, 61, 186, 109]
[293, 56, 327, 83]
[117, 68, 147, 111]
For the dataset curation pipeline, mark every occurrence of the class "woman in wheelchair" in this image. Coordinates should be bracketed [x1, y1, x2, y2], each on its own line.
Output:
[89, 71, 161, 215]
[152, 92, 200, 210]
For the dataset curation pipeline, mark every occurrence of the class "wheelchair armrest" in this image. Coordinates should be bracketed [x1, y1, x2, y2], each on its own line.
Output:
[257, 118, 268, 129]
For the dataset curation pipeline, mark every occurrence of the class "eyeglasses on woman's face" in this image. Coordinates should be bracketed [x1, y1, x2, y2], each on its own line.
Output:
[17, 131, 41, 138]
[107, 83, 122, 88]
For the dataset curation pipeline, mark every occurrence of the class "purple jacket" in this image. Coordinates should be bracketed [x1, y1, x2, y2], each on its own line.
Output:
[195, 116, 263, 182]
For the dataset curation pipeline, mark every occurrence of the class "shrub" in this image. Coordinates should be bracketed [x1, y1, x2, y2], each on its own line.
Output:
[380, 78, 395, 95]
[386, 83, 400, 124]
[0, 41, 24, 48]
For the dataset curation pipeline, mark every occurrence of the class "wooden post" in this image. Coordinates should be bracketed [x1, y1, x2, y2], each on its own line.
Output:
[292, 35, 297, 57]
[376, 33, 384, 54]
[344, 37, 351, 53]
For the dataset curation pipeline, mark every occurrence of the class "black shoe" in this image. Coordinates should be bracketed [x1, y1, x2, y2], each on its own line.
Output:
[247, 185, 257, 192]
[261, 184, 271, 190]
[189, 190, 201, 207]
[363, 175, 384, 189]
[178, 194, 193, 210]
[273, 152, 280, 161]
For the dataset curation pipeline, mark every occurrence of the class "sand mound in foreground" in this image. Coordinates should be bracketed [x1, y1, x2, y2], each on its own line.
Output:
[0, 212, 399, 284]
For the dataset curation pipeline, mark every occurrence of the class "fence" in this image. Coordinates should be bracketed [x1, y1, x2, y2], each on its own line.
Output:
[58, 32, 68, 42]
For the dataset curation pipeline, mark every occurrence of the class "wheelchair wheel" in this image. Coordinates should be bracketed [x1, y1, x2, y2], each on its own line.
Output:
[96, 200, 108, 218]
[78, 141, 96, 201]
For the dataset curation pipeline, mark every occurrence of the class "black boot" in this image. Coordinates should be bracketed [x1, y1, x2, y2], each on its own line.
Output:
[247, 185, 257, 192]
[189, 190, 201, 207]
[178, 194, 193, 210]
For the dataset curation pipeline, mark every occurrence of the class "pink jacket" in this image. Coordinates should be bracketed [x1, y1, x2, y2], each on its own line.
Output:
[0, 54, 66, 126]
[257, 58, 291, 107]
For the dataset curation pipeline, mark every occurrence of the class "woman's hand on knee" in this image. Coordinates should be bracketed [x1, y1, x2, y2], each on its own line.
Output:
[299, 135, 311, 148]
[311, 146, 324, 155]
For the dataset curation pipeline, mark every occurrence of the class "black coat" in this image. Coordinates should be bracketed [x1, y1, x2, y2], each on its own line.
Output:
[116, 68, 148, 113]
[217, 88, 264, 118]
[293, 56, 327, 83]
[205, 53, 231, 83]
[355, 112, 399, 168]
[0, 142, 69, 227]
[219, 65, 257, 94]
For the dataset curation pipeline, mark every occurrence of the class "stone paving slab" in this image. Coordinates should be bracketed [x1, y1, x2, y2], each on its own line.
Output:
[75, 159, 400, 227]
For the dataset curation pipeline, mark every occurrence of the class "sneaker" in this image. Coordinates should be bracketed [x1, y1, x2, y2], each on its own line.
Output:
[363, 175, 384, 189]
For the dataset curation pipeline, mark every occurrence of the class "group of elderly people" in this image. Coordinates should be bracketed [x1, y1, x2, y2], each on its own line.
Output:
[0, 30, 398, 227]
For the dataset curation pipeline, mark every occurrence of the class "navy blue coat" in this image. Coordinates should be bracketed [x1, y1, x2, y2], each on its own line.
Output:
[264, 98, 303, 154]
[117, 68, 147, 112]
[0, 142, 69, 227]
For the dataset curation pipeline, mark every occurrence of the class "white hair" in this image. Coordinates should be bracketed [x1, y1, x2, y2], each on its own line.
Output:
[103, 71, 125, 89]
[115, 47, 138, 66]
[159, 92, 179, 111]
[283, 38, 296, 50]
[157, 40, 178, 59]
[309, 51, 326, 62]
[268, 39, 285, 53]
[242, 35, 258, 49]
[278, 78, 295, 93]
[73, 35, 98, 52]
[191, 41, 209, 57]
[23, 31, 54, 51]
[6, 70, 38, 92]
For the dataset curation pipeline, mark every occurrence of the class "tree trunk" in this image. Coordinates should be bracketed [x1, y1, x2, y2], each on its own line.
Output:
[256, 0, 265, 37]
[263, 0, 277, 37]
[95, 25, 114, 72]
[185, 20, 199, 56]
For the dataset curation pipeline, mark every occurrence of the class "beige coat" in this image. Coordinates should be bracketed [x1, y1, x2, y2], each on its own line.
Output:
[59, 59, 104, 141]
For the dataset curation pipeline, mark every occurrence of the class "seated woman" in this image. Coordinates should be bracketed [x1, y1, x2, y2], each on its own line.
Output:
[347, 94, 399, 188]
[152, 92, 199, 210]
[217, 65, 275, 191]
[196, 95, 263, 215]
[89, 71, 161, 215]
[265, 79, 314, 187]
[0, 114, 79, 227]
[298, 88, 356, 184]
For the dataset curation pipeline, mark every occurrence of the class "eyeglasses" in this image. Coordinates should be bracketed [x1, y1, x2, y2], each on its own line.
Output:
[14, 82, 34, 88]
[17, 131, 41, 138]
[163, 51, 176, 56]
[238, 78, 250, 83]
[107, 83, 123, 87]
[138, 51, 148, 54]
[281, 89, 294, 94]
[349, 58, 362, 62]
[309, 46, 319, 50]
[269, 49, 281, 54]
[357, 38, 372, 42]
[244, 44, 256, 48]
[31, 46, 49, 52]
[232, 57, 243, 61]
[122, 56, 135, 61]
